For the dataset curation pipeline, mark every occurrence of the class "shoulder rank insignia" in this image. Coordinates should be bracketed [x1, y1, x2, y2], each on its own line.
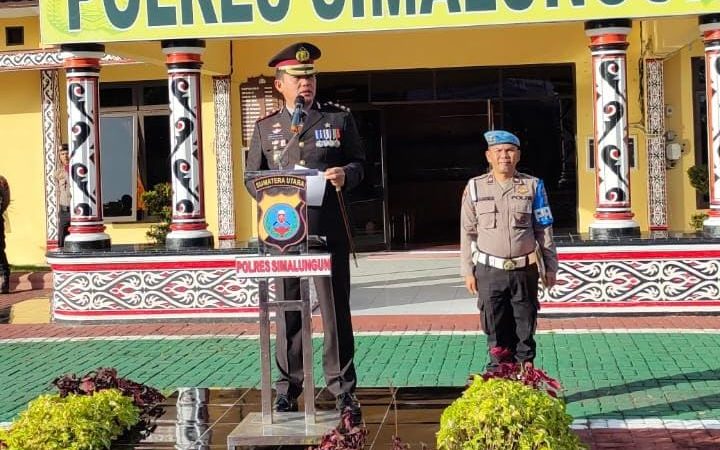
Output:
[257, 108, 280, 122]
[322, 101, 350, 112]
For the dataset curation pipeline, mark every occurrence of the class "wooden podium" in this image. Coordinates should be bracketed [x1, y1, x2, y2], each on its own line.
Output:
[227, 171, 338, 448]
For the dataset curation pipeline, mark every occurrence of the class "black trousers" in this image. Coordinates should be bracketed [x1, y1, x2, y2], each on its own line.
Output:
[475, 263, 539, 367]
[58, 209, 70, 248]
[0, 215, 8, 273]
[274, 235, 357, 398]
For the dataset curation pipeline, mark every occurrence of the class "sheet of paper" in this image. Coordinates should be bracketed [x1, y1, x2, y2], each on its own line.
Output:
[295, 164, 326, 206]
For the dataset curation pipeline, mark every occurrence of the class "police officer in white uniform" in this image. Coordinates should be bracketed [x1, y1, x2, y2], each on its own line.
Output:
[460, 130, 558, 369]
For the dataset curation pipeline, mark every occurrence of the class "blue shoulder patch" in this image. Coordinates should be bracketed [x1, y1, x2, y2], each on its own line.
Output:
[532, 179, 553, 227]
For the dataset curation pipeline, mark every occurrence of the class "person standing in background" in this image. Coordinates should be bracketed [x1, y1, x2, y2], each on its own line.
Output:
[0, 174, 10, 294]
[460, 130, 558, 370]
[56, 144, 71, 248]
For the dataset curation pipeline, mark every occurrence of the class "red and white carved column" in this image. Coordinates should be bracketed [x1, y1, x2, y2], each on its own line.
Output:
[585, 19, 640, 239]
[162, 40, 214, 249]
[61, 44, 111, 251]
[700, 14, 720, 237]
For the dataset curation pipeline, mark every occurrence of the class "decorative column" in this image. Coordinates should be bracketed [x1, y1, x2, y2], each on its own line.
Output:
[700, 14, 720, 237]
[585, 19, 640, 239]
[213, 76, 236, 248]
[162, 40, 214, 249]
[61, 44, 111, 251]
[645, 59, 668, 234]
[41, 69, 63, 250]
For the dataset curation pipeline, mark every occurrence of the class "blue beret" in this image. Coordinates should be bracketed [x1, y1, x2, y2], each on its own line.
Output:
[484, 130, 520, 147]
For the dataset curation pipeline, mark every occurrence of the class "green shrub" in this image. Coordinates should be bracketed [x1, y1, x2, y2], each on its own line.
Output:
[437, 377, 584, 450]
[0, 389, 139, 450]
[687, 165, 709, 195]
[141, 182, 173, 244]
[690, 211, 709, 232]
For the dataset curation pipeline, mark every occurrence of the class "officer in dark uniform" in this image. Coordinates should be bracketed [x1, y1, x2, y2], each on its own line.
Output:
[244, 42, 365, 422]
[460, 130, 558, 370]
[0, 174, 9, 294]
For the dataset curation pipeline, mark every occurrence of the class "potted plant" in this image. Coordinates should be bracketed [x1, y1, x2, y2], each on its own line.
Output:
[141, 182, 172, 244]
[687, 165, 710, 233]
[0, 367, 165, 450]
[436, 347, 585, 450]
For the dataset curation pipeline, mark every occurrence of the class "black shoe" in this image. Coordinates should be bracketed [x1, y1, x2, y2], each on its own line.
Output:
[273, 393, 298, 412]
[335, 392, 362, 426]
[0, 270, 8, 295]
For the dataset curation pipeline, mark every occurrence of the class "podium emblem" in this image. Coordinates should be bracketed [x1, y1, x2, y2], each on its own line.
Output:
[263, 199, 301, 240]
[254, 175, 308, 252]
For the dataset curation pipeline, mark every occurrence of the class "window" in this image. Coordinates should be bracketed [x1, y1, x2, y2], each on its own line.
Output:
[5, 27, 23, 46]
[691, 57, 709, 208]
[100, 115, 136, 222]
[436, 68, 499, 100]
[370, 70, 434, 102]
[100, 81, 170, 222]
[317, 72, 369, 104]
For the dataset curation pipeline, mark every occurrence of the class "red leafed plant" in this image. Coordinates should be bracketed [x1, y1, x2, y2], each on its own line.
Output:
[392, 435, 427, 450]
[52, 367, 165, 418]
[310, 387, 427, 450]
[313, 408, 368, 450]
[482, 347, 562, 397]
[392, 435, 409, 450]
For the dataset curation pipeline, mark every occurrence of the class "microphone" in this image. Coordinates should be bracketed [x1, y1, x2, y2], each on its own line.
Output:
[290, 95, 305, 133]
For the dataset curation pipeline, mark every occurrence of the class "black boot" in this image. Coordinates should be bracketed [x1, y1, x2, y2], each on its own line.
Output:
[1, 268, 9, 294]
[335, 393, 362, 426]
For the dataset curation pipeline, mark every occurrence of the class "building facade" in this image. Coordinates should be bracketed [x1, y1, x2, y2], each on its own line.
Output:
[0, 2, 717, 266]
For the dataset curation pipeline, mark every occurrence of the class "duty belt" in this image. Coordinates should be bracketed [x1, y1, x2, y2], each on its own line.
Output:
[471, 245, 536, 271]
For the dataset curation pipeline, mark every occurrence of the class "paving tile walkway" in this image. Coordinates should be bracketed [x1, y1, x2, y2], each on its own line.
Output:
[3, 262, 720, 448]
[2, 327, 720, 442]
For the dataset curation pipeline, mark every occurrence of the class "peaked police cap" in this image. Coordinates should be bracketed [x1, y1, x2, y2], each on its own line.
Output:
[268, 42, 321, 76]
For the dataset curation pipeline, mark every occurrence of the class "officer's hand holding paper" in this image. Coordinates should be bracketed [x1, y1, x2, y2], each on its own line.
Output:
[295, 164, 326, 206]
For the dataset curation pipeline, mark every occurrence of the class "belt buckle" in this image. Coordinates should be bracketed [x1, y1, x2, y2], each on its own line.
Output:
[502, 259, 516, 271]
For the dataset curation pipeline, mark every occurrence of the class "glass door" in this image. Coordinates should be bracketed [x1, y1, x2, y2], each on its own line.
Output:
[347, 108, 388, 250]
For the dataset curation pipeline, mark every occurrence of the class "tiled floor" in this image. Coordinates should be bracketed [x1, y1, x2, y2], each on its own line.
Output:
[111, 387, 474, 450]
[4, 261, 720, 448]
[112, 387, 720, 449]
[3, 330, 720, 448]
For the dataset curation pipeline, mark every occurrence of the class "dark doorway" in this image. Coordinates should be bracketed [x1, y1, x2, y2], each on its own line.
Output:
[384, 102, 489, 245]
[501, 97, 577, 233]
[319, 64, 577, 249]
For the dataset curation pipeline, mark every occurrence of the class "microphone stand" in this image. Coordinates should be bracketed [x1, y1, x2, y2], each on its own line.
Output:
[335, 186, 358, 268]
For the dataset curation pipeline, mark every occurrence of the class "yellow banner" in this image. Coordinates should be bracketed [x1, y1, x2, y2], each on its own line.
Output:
[40, 0, 719, 44]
